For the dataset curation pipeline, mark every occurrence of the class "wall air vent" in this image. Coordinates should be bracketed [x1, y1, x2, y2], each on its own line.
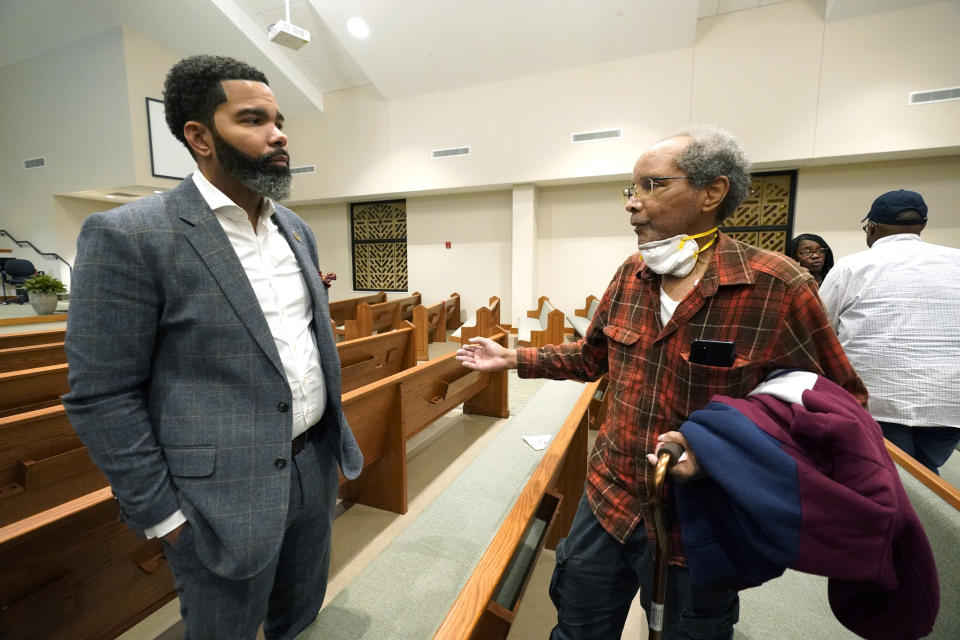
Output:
[909, 87, 960, 105]
[290, 165, 316, 174]
[23, 157, 45, 169]
[571, 128, 622, 143]
[108, 192, 140, 198]
[432, 146, 471, 158]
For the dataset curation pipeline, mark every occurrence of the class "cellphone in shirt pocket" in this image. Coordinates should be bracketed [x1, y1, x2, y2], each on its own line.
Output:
[688, 340, 736, 367]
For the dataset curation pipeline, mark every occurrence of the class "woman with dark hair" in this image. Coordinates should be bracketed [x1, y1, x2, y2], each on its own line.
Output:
[787, 233, 834, 286]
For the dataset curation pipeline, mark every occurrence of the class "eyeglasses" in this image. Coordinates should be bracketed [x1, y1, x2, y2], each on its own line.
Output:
[797, 248, 827, 257]
[862, 222, 872, 233]
[623, 177, 693, 201]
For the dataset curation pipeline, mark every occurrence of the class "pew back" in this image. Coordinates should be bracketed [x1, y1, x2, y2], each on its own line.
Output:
[0, 363, 69, 416]
[337, 324, 417, 393]
[0, 328, 66, 350]
[0, 341, 67, 373]
[0, 487, 175, 640]
[340, 331, 509, 514]
[328, 291, 386, 326]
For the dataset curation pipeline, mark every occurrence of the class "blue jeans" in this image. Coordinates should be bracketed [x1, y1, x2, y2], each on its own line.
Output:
[549, 494, 738, 640]
[879, 422, 960, 475]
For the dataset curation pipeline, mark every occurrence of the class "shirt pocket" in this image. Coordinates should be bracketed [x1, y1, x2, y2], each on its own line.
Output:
[675, 352, 761, 418]
[603, 324, 642, 389]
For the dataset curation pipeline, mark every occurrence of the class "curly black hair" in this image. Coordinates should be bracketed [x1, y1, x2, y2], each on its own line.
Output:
[163, 55, 269, 156]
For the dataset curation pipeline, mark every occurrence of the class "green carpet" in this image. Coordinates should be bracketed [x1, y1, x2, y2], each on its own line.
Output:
[300, 379, 586, 640]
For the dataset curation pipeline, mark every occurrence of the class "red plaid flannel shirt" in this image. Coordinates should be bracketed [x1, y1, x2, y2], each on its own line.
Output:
[517, 233, 867, 565]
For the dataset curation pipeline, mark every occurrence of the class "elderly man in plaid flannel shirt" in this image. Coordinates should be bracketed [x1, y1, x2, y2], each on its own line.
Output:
[457, 124, 866, 640]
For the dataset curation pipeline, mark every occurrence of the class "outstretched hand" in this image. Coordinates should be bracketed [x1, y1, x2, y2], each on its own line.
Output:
[645, 431, 703, 482]
[455, 337, 517, 372]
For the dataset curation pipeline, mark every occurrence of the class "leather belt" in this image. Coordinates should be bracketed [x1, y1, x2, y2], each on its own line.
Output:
[292, 429, 311, 456]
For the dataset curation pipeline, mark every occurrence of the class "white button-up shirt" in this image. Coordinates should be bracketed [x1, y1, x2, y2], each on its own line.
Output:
[146, 171, 326, 539]
[820, 234, 960, 429]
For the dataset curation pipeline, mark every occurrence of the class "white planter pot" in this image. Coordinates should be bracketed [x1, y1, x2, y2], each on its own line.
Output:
[28, 291, 59, 315]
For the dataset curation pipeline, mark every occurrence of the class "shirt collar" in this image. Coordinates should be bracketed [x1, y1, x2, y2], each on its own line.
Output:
[872, 233, 921, 247]
[637, 231, 753, 288]
[191, 169, 276, 223]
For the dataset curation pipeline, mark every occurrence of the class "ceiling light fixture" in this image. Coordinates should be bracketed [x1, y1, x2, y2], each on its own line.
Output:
[347, 17, 370, 39]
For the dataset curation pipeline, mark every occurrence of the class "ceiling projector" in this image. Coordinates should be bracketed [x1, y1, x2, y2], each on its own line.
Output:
[268, 19, 310, 50]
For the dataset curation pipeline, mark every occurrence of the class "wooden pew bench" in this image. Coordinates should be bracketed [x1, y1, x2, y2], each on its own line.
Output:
[338, 330, 509, 515]
[337, 324, 417, 393]
[565, 294, 599, 338]
[412, 293, 461, 360]
[0, 487, 175, 640]
[0, 328, 66, 350]
[342, 293, 420, 341]
[0, 363, 69, 417]
[0, 340, 67, 373]
[329, 291, 386, 338]
[451, 296, 501, 344]
[516, 296, 565, 347]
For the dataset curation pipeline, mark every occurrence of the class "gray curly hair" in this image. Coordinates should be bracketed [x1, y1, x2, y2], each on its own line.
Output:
[666, 124, 752, 222]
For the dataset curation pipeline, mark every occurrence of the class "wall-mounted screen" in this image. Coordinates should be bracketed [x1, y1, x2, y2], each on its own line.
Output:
[146, 97, 196, 180]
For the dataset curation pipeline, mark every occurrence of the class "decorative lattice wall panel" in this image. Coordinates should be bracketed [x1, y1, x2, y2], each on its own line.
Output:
[721, 171, 796, 254]
[351, 200, 408, 291]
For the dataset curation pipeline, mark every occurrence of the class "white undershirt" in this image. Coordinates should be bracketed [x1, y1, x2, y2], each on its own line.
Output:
[660, 289, 681, 326]
[145, 171, 326, 539]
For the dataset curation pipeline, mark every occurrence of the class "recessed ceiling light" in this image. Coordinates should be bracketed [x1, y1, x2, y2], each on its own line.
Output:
[153, 190, 164, 193]
[105, 195, 115, 198]
[347, 17, 370, 39]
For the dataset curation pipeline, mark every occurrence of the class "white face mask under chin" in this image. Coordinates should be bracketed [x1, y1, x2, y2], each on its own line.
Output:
[638, 228, 718, 277]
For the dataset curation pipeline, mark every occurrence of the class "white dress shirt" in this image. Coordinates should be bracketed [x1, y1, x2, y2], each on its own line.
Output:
[146, 171, 326, 539]
[820, 234, 960, 429]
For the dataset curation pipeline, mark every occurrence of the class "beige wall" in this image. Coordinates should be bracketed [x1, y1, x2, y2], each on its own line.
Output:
[0, 28, 132, 278]
[121, 28, 184, 190]
[795, 155, 960, 259]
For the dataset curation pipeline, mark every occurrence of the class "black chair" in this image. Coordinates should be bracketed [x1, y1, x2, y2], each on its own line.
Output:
[1, 258, 37, 304]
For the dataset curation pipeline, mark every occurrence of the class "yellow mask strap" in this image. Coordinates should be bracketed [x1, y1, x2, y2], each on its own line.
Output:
[677, 227, 719, 252]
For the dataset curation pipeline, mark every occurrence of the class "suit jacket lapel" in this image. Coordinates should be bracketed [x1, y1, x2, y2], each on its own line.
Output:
[273, 211, 326, 319]
[172, 178, 284, 376]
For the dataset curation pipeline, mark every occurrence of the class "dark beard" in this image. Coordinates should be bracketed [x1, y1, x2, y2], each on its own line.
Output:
[212, 129, 292, 201]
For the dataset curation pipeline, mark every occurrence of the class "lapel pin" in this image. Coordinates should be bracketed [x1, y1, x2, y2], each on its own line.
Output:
[293, 231, 302, 243]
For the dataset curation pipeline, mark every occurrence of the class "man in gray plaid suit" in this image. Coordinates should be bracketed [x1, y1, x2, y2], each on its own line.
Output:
[63, 55, 362, 639]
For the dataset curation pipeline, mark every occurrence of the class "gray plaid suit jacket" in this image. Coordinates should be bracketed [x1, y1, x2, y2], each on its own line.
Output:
[63, 176, 362, 580]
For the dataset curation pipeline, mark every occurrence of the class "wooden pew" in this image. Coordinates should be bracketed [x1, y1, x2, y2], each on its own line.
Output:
[451, 297, 500, 344]
[516, 296, 565, 348]
[329, 291, 387, 339]
[395, 291, 421, 322]
[0, 341, 66, 373]
[0, 363, 69, 417]
[444, 292, 462, 330]
[340, 329, 510, 515]
[343, 299, 402, 340]
[0, 405, 104, 527]
[567, 294, 599, 338]
[0, 487, 175, 640]
[434, 379, 600, 640]
[0, 328, 66, 350]
[337, 324, 418, 393]
[412, 301, 447, 361]
[411, 293, 462, 361]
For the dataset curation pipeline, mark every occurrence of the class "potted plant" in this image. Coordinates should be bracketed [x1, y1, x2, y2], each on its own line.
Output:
[22, 273, 66, 315]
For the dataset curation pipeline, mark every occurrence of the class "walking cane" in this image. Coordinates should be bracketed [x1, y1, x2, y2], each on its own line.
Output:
[648, 441, 684, 640]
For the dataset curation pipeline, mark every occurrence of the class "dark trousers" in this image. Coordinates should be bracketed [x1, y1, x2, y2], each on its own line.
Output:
[879, 421, 960, 475]
[161, 431, 339, 640]
[549, 493, 738, 640]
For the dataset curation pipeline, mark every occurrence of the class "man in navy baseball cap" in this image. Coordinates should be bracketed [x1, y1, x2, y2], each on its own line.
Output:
[822, 188, 960, 476]
[861, 189, 928, 246]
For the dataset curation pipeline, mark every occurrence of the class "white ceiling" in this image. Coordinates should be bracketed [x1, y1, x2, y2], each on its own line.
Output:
[0, 0, 950, 113]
